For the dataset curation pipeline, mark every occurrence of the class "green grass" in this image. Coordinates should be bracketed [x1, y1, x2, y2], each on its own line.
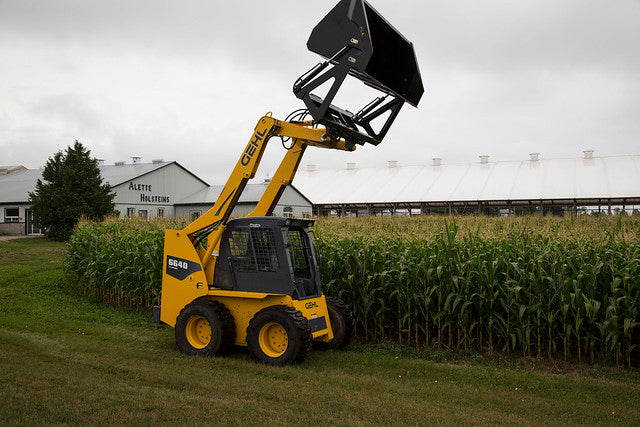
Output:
[1, 238, 640, 424]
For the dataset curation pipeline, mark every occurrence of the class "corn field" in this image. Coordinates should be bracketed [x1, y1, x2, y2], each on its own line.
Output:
[66, 215, 640, 365]
[66, 217, 186, 308]
[314, 214, 640, 242]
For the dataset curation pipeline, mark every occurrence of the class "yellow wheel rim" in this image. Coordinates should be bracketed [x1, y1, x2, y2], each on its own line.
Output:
[185, 315, 211, 349]
[258, 322, 288, 357]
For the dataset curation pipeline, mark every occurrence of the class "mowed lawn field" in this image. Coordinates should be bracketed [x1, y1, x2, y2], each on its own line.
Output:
[1, 238, 640, 424]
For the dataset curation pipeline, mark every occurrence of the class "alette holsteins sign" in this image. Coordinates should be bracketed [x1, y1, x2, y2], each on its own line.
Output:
[128, 182, 170, 203]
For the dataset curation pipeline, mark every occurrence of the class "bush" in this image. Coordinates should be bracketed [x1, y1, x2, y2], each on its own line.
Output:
[29, 141, 115, 241]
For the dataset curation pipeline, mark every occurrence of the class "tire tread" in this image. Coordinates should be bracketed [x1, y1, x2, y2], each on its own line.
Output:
[246, 305, 312, 365]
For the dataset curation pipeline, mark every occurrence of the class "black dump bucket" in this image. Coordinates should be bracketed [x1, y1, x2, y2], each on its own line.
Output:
[294, 0, 424, 146]
[308, 0, 423, 107]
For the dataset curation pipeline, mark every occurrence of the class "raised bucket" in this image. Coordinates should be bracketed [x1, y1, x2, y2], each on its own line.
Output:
[294, 0, 424, 146]
[307, 0, 423, 107]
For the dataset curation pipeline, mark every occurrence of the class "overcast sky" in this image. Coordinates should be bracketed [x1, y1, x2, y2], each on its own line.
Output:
[1, 0, 639, 184]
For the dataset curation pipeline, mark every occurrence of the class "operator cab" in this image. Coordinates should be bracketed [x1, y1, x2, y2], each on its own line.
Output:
[213, 217, 322, 299]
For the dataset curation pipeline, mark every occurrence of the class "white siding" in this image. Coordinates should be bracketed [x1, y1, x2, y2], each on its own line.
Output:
[174, 204, 255, 219]
[175, 186, 312, 219]
[0, 203, 27, 235]
[272, 186, 313, 217]
[112, 163, 208, 219]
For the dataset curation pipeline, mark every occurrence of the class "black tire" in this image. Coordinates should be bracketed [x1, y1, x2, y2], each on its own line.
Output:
[317, 296, 354, 350]
[175, 300, 235, 356]
[246, 305, 312, 366]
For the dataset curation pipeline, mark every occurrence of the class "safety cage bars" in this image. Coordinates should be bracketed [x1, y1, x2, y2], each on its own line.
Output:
[229, 228, 280, 273]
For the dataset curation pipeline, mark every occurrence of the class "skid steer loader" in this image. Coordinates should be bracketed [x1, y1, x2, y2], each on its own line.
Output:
[153, 0, 424, 365]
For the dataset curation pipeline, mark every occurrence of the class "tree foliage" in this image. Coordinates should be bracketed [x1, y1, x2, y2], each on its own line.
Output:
[28, 141, 115, 241]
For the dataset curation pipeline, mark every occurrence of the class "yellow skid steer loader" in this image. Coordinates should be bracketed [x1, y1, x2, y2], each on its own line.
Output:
[153, 0, 424, 365]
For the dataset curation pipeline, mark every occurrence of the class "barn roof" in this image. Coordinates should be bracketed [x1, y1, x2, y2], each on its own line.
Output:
[175, 182, 311, 206]
[0, 169, 45, 204]
[293, 155, 640, 206]
[102, 161, 208, 187]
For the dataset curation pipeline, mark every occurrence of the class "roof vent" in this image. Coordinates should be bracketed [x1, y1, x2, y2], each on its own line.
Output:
[347, 162, 356, 170]
[529, 152, 539, 162]
[388, 160, 398, 168]
[306, 164, 317, 172]
[0, 166, 28, 175]
[97, 159, 105, 166]
[114, 161, 125, 166]
[131, 156, 142, 164]
[432, 158, 442, 166]
[152, 158, 163, 164]
[479, 155, 489, 164]
[583, 150, 594, 159]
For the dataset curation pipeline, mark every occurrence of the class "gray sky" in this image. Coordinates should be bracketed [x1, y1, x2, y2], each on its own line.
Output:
[1, 0, 639, 184]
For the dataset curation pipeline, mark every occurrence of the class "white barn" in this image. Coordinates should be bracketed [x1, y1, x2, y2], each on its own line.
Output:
[101, 160, 209, 219]
[0, 168, 46, 235]
[175, 180, 312, 220]
[294, 152, 640, 216]
[0, 160, 313, 236]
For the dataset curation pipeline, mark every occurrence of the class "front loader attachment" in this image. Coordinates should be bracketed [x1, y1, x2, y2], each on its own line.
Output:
[294, 0, 424, 147]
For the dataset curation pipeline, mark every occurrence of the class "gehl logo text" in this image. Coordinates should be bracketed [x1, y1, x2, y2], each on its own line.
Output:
[241, 128, 267, 166]
[305, 301, 318, 309]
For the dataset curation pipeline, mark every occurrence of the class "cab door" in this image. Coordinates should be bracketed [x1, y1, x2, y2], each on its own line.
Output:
[284, 227, 321, 298]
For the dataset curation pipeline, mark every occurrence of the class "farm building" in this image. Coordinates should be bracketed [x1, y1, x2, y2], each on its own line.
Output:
[0, 168, 45, 235]
[100, 159, 209, 220]
[294, 152, 640, 216]
[0, 159, 312, 236]
[175, 180, 313, 220]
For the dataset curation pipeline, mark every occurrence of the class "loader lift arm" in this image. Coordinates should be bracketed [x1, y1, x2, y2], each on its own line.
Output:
[182, 114, 354, 284]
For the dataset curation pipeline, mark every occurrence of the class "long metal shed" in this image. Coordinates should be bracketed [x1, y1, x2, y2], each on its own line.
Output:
[293, 153, 640, 216]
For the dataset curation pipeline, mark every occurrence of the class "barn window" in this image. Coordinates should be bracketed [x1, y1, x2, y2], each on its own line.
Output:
[4, 207, 19, 222]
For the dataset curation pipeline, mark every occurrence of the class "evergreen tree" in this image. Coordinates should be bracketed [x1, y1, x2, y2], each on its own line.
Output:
[28, 141, 115, 241]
